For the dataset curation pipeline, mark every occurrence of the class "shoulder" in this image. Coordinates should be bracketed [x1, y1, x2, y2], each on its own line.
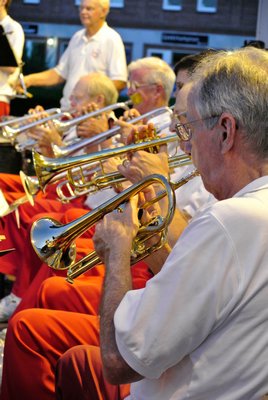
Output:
[102, 24, 123, 41]
[69, 28, 85, 42]
[3, 15, 23, 32]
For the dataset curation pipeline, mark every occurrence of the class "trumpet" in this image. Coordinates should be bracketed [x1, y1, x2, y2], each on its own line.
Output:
[30, 170, 199, 283]
[32, 133, 180, 190]
[30, 173, 176, 274]
[52, 100, 132, 134]
[0, 108, 61, 129]
[55, 152, 192, 202]
[1, 109, 72, 141]
[51, 105, 173, 157]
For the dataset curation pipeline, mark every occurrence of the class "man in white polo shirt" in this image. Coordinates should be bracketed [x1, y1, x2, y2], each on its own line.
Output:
[22, 0, 127, 110]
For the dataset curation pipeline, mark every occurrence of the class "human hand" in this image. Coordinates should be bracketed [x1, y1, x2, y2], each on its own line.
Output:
[93, 195, 140, 263]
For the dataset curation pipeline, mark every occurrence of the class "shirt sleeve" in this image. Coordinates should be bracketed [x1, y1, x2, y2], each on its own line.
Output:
[54, 37, 74, 80]
[114, 209, 241, 379]
[105, 31, 128, 82]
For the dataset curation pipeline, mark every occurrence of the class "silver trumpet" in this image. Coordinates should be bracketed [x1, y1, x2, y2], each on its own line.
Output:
[51, 105, 173, 157]
[52, 100, 132, 134]
[0, 108, 61, 129]
[30, 173, 176, 276]
[1, 109, 72, 141]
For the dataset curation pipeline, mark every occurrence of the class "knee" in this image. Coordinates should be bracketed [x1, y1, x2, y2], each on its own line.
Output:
[37, 276, 67, 307]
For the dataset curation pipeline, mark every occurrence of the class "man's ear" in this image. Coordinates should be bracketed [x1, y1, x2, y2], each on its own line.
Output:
[95, 94, 105, 107]
[219, 113, 237, 154]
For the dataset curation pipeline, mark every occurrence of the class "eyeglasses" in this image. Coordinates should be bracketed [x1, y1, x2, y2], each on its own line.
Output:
[175, 115, 220, 141]
[127, 81, 158, 91]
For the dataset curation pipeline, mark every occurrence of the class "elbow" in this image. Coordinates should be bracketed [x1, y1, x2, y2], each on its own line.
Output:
[102, 352, 140, 385]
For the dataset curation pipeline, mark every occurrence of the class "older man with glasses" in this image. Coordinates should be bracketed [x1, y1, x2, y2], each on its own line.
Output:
[53, 47, 268, 400]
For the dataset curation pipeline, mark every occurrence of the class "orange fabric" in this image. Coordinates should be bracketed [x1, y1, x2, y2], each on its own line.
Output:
[1, 262, 151, 399]
[0, 310, 100, 400]
[56, 345, 130, 400]
[0, 102, 10, 117]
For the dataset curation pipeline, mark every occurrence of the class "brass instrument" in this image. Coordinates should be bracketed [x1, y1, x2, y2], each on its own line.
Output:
[52, 100, 132, 134]
[0, 108, 61, 129]
[1, 100, 132, 148]
[30, 173, 176, 276]
[55, 152, 192, 202]
[32, 134, 180, 190]
[1, 109, 71, 141]
[52, 105, 173, 157]
[30, 170, 199, 283]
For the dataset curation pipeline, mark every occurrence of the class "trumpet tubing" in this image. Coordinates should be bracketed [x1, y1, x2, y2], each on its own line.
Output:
[1, 110, 71, 140]
[52, 100, 132, 134]
[0, 108, 61, 129]
[66, 169, 199, 283]
[55, 153, 192, 203]
[52, 105, 173, 157]
[30, 174, 176, 275]
[33, 134, 180, 190]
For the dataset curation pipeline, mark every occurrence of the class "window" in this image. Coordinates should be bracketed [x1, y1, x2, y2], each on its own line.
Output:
[75, 0, 124, 7]
[162, 0, 182, 11]
[196, 0, 217, 13]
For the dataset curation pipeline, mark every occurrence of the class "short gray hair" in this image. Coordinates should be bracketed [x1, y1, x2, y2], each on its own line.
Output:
[190, 47, 268, 159]
[128, 57, 176, 101]
[85, 72, 118, 105]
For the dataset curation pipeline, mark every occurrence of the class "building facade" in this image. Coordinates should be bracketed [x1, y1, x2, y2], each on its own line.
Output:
[8, 0, 261, 110]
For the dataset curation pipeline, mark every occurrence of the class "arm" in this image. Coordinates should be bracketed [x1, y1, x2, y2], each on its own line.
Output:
[93, 198, 144, 384]
[23, 69, 65, 88]
[0, 66, 17, 75]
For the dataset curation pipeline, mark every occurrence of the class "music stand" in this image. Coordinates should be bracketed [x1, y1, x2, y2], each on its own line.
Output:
[0, 24, 19, 67]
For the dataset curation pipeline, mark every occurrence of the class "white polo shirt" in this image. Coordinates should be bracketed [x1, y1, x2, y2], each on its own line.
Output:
[55, 22, 127, 110]
[115, 176, 268, 399]
[0, 15, 25, 103]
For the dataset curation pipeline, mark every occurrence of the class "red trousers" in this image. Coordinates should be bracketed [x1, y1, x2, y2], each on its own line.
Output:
[0, 174, 90, 286]
[0, 102, 10, 117]
[0, 264, 151, 400]
[56, 345, 129, 400]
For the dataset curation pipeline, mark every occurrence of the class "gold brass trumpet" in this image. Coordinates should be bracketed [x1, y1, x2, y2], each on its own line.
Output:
[30, 173, 176, 273]
[32, 134, 180, 190]
[52, 105, 173, 157]
[55, 152, 192, 202]
[30, 170, 199, 283]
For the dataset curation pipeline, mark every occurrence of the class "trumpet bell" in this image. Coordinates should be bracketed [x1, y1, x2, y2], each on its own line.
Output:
[20, 171, 40, 206]
[31, 217, 77, 270]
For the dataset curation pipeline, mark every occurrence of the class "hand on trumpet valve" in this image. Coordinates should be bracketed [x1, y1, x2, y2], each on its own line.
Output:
[118, 151, 169, 186]
[120, 108, 140, 122]
[93, 195, 140, 263]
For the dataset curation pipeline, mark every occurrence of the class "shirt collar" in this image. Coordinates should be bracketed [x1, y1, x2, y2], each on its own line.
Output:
[234, 175, 268, 198]
[82, 22, 108, 43]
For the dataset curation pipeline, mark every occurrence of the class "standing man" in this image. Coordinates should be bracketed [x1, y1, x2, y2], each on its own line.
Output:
[22, 0, 127, 110]
[0, 0, 24, 116]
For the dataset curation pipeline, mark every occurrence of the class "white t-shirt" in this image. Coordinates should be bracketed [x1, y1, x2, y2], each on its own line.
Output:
[55, 22, 127, 110]
[115, 176, 268, 400]
[0, 15, 25, 103]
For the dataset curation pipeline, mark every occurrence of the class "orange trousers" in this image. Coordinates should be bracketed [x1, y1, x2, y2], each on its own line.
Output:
[1, 263, 151, 400]
[56, 345, 129, 400]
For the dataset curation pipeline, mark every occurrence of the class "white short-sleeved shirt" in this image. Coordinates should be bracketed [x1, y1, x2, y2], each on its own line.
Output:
[55, 22, 127, 110]
[0, 15, 25, 103]
[115, 176, 268, 400]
